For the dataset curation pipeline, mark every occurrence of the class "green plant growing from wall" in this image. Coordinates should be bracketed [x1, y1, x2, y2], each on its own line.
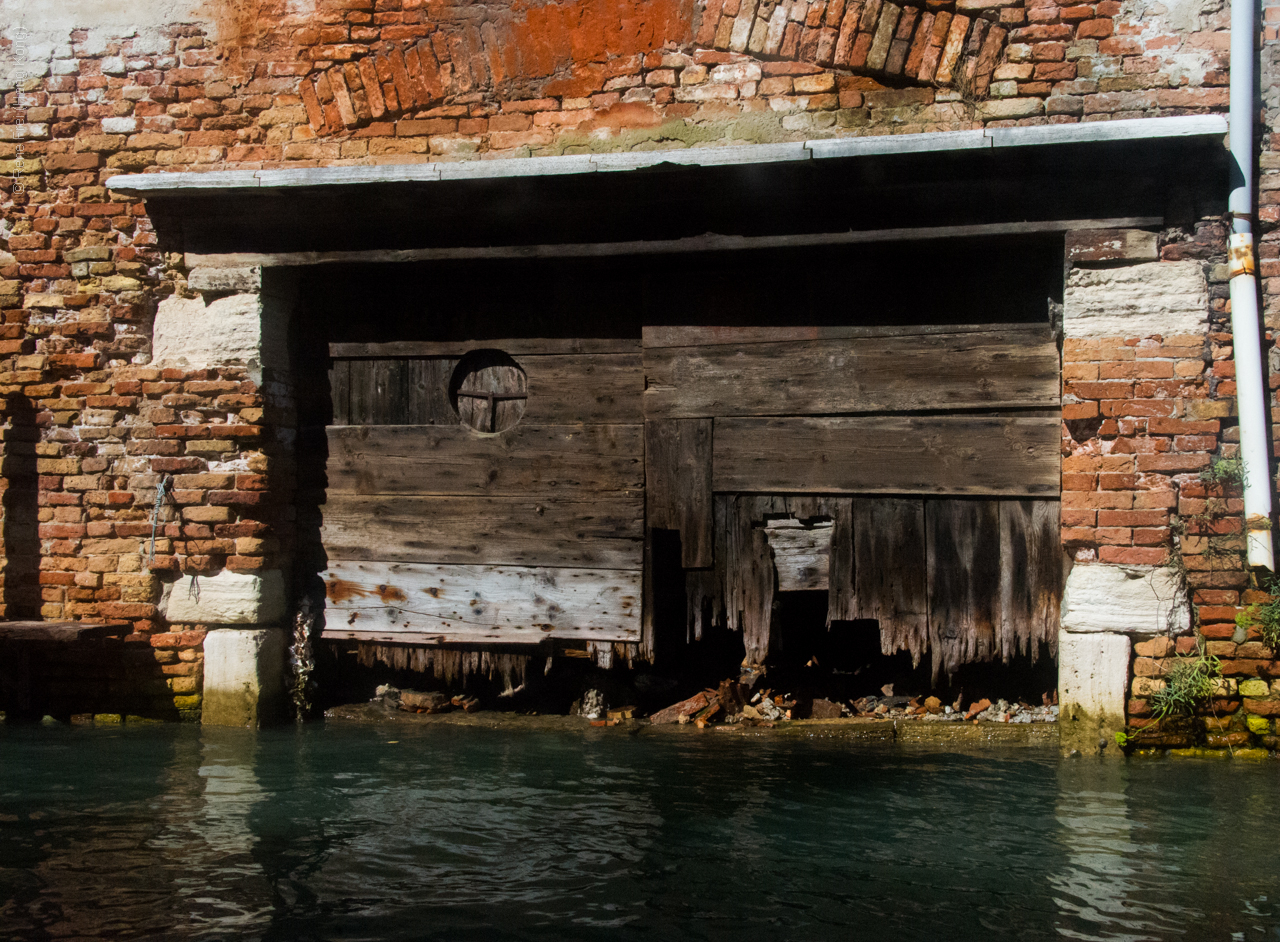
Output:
[1199, 455, 1244, 486]
[1235, 577, 1280, 650]
[1147, 646, 1222, 720]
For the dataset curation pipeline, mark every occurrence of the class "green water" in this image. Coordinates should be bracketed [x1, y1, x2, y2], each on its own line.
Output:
[0, 722, 1277, 941]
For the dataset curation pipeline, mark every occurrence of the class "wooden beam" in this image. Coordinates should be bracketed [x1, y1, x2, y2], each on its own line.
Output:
[322, 560, 640, 642]
[321, 494, 643, 570]
[0, 621, 129, 643]
[712, 416, 1061, 496]
[330, 338, 640, 357]
[184, 217, 1161, 270]
[643, 328, 1059, 419]
[641, 323, 1052, 348]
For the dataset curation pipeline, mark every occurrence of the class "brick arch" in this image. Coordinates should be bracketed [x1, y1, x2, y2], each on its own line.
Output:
[299, 0, 1012, 135]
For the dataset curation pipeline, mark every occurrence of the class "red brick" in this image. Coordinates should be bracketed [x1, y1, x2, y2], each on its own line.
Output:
[1135, 454, 1211, 472]
[1098, 546, 1167, 564]
[1062, 472, 1097, 490]
[1097, 509, 1167, 526]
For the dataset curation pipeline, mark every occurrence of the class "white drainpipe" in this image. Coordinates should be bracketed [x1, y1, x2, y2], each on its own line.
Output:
[1228, 0, 1275, 570]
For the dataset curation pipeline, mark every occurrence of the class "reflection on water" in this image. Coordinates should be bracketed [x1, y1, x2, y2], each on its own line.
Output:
[1, 724, 1278, 941]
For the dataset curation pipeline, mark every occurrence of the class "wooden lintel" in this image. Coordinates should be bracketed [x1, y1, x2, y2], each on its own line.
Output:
[185, 217, 1161, 270]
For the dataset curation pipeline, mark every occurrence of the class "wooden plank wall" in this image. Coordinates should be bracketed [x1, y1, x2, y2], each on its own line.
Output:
[321, 340, 645, 648]
[692, 494, 1061, 676]
[641, 324, 1062, 673]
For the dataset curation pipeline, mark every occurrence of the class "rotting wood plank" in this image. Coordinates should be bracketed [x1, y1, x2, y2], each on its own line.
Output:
[764, 519, 832, 592]
[827, 497, 856, 623]
[713, 416, 1060, 496]
[720, 495, 777, 666]
[645, 418, 713, 568]
[998, 499, 1061, 661]
[926, 499, 1003, 682]
[321, 494, 643, 570]
[326, 424, 645, 496]
[331, 338, 641, 357]
[322, 560, 641, 642]
[643, 330, 1059, 419]
[853, 498, 928, 664]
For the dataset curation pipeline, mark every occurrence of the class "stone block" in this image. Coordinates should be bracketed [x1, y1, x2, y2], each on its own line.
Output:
[1059, 630, 1130, 755]
[1064, 261, 1208, 339]
[151, 286, 287, 374]
[1061, 563, 1190, 635]
[201, 627, 286, 727]
[1065, 228, 1159, 265]
[187, 266, 263, 294]
[1239, 678, 1270, 697]
[159, 569, 285, 625]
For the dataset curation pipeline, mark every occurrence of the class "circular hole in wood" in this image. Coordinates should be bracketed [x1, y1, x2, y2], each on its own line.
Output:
[450, 350, 528, 433]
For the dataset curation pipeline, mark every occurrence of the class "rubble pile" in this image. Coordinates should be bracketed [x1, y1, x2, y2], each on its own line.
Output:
[647, 681, 1059, 727]
[374, 686, 482, 714]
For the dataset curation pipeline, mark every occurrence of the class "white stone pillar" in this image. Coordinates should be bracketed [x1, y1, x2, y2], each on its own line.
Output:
[160, 570, 290, 727]
[1058, 563, 1190, 754]
[202, 629, 287, 728]
[150, 266, 296, 727]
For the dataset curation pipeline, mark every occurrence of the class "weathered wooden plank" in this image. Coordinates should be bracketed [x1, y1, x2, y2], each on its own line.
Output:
[721, 495, 777, 666]
[642, 324, 1053, 348]
[522, 354, 642, 425]
[644, 330, 1059, 419]
[853, 498, 928, 663]
[331, 338, 640, 357]
[713, 416, 1060, 496]
[322, 560, 640, 642]
[827, 497, 856, 623]
[329, 359, 350, 426]
[407, 358, 457, 425]
[321, 495, 643, 569]
[926, 499, 1003, 681]
[340, 354, 642, 426]
[326, 424, 645, 496]
[645, 418, 713, 568]
[0, 621, 128, 643]
[999, 499, 1061, 661]
[764, 519, 832, 591]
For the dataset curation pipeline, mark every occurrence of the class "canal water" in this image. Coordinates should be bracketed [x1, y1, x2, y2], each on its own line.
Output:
[1, 722, 1277, 941]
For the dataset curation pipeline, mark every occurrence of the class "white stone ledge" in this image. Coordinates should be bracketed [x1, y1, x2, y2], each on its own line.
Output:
[105, 115, 1228, 195]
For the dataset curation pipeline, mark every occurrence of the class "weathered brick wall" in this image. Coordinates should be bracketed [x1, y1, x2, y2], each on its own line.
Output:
[0, 0, 1250, 723]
